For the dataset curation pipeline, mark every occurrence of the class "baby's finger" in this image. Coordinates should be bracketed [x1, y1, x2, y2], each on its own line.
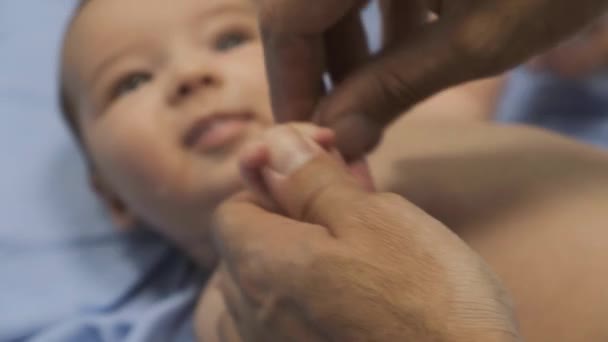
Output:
[239, 124, 336, 209]
[239, 142, 276, 211]
[284, 123, 336, 151]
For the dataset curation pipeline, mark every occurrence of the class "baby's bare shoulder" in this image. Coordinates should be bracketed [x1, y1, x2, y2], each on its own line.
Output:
[373, 119, 608, 341]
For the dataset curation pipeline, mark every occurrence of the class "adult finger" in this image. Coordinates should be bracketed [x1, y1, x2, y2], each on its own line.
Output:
[316, 23, 464, 159]
[257, 0, 362, 122]
[316, 0, 608, 159]
[218, 265, 252, 325]
[551, 24, 608, 77]
[257, 127, 373, 236]
[263, 33, 326, 123]
[213, 192, 328, 275]
[217, 266, 262, 341]
[324, 4, 370, 85]
[379, 0, 428, 47]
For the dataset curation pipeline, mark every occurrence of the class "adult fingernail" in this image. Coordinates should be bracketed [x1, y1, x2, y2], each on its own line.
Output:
[267, 128, 320, 176]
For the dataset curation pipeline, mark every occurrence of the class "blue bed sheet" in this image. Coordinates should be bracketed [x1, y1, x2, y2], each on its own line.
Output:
[0, 1, 203, 341]
[497, 69, 608, 148]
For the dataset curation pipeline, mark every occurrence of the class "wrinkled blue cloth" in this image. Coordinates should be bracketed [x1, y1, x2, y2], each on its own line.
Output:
[496, 68, 608, 148]
[0, 1, 203, 341]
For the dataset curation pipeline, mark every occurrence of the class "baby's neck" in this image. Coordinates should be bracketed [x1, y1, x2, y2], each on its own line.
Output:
[166, 217, 219, 274]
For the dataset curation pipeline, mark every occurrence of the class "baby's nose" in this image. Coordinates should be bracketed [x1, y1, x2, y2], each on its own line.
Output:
[168, 66, 222, 104]
[178, 74, 216, 96]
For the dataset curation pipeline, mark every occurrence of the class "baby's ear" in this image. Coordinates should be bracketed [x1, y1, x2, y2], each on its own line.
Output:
[89, 173, 138, 231]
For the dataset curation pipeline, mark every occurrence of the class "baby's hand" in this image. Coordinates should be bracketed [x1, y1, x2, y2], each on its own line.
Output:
[195, 124, 375, 342]
[238, 123, 374, 211]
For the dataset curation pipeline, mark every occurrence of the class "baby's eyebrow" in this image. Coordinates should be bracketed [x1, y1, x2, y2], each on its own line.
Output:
[191, 3, 254, 25]
[89, 46, 140, 87]
[87, 3, 254, 87]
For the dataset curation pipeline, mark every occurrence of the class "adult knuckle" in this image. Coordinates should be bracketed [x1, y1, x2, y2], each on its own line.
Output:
[447, 15, 510, 75]
[366, 61, 423, 122]
[298, 181, 342, 224]
[291, 162, 364, 224]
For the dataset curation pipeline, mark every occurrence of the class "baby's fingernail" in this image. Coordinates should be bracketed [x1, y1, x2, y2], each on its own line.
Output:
[268, 129, 319, 176]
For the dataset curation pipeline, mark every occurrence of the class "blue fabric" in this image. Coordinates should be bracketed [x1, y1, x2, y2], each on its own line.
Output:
[496, 68, 608, 148]
[0, 1, 203, 341]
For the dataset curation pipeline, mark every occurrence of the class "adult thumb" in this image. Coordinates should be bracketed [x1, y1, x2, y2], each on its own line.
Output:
[260, 127, 373, 236]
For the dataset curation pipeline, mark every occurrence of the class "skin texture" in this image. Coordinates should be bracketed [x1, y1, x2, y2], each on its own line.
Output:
[250, 0, 608, 158]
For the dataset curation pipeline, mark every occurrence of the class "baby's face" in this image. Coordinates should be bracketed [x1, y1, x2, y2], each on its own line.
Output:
[62, 0, 273, 265]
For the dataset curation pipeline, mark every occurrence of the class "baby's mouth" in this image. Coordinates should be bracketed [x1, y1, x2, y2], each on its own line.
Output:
[183, 111, 254, 153]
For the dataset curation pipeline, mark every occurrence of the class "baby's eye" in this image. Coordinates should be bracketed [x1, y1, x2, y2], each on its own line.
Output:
[215, 31, 250, 52]
[112, 72, 152, 99]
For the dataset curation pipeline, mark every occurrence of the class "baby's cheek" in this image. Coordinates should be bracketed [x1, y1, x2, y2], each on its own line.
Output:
[91, 132, 185, 212]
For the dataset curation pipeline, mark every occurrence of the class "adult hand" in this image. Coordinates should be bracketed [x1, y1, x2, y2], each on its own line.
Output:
[530, 14, 608, 78]
[211, 124, 520, 341]
[254, 0, 608, 159]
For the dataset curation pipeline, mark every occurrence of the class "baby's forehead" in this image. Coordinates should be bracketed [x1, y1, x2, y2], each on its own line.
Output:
[62, 0, 256, 93]
[68, 0, 255, 49]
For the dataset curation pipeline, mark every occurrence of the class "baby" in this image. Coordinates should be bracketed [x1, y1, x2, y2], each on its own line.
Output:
[60, 0, 359, 339]
[61, 0, 292, 271]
